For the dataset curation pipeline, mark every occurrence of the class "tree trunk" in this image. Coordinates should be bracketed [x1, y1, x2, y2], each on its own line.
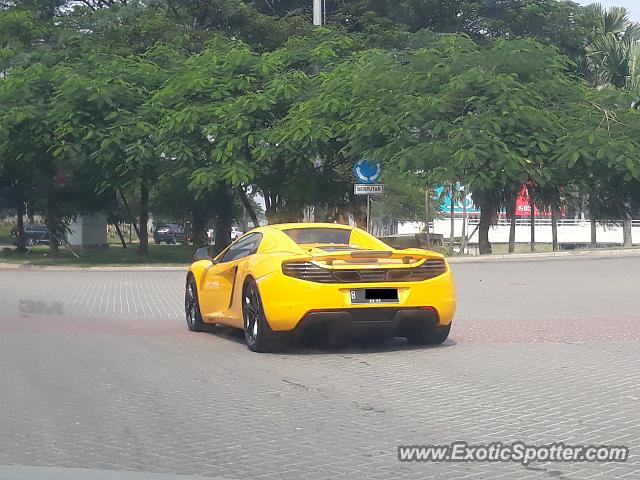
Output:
[236, 185, 260, 228]
[314, 204, 328, 223]
[213, 186, 234, 255]
[529, 196, 536, 253]
[110, 214, 127, 248]
[424, 188, 431, 248]
[264, 192, 285, 225]
[458, 224, 479, 255]
[137, 183, 149, 256]
[119, 188, 141, 240]
[551, 205, 559, 252]
[507, 199, 516, 254]
[478, 199, 496, 255]
[191, 196, 210, 248]
[623, 218, 632, 248]
[461, 195, 467, 251]
[16, 201, 27, 252]
[44, 205, 60, 258]
[15, 200, 26, 252]
[589, 196, 597, 247]
[623, 205, 632, 248]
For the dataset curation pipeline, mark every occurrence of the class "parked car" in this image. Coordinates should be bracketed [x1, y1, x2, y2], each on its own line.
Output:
[231, 226, 243, 240]
[206, 227, 243, 244]
[153, 224, 186, 244]
[10, 224, 54, 246]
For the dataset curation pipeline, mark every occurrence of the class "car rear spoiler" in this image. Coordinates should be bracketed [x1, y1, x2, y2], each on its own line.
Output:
[311, 250, 433, 265]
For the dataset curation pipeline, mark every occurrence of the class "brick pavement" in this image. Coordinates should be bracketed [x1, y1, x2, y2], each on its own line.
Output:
[1, 256, 639, 479]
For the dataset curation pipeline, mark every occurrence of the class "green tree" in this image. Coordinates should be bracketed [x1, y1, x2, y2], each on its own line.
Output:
[586, 3, 640, 89]
[50, 46, 184, 255]
[584, 3, 640, 245]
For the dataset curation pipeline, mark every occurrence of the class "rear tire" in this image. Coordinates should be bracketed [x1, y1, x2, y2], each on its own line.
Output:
[242, 279, 287, 353]
[185, 275, 205, 332]
[406, 323, 451, 346]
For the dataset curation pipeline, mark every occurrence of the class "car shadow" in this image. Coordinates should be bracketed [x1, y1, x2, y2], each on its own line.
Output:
[286, 336, 457, 356]
[201, 324, 457, 355]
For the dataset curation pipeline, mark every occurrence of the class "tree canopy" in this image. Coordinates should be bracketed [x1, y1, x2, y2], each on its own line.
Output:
[1, 0, 640, 255]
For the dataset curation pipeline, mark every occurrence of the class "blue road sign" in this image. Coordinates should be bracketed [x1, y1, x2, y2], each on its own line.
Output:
[354, 160, 382, 184]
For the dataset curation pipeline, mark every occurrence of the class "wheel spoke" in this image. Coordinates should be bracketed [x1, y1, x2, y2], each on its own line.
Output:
[244, 295, 258, 315]
[245, 316, 256, 338]
[243, 285, 264, 346]
[246, 303, 258, 315]
[185, 282, 198, 326]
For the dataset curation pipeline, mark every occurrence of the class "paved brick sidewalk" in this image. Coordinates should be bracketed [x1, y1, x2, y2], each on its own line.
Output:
[1, 256, 639, 479]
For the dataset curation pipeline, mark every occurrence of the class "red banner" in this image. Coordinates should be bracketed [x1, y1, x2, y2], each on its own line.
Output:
[514, 186, 551, 217]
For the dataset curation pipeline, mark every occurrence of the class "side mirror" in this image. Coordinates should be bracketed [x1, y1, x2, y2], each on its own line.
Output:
[194, 247, 211, 261]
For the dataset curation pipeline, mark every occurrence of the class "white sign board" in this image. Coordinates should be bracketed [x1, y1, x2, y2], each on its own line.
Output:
[354, 184, 384, 195]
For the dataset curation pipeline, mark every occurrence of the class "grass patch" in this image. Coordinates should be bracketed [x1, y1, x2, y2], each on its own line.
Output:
[0, 224, 12, 245]
[490, 243, 555, 255]
[0, 243, 194, 267]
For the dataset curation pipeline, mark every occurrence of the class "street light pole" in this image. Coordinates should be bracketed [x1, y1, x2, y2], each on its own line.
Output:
[313, 0, 322, 26]
[366, 195, 371, 233]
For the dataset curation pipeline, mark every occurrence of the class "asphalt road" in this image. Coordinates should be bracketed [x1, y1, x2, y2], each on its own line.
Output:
[1, 256, 639, 479]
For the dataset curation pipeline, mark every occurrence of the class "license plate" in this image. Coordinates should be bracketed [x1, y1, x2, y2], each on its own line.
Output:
[350, 288, 399, 304]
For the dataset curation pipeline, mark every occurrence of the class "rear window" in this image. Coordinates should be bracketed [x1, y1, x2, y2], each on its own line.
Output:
[283, 228, 351, 245]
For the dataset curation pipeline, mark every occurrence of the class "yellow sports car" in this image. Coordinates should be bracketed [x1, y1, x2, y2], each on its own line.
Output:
[185, 223, 456, 352]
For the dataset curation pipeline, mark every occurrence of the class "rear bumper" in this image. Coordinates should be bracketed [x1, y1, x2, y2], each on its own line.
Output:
[293, 307, 439, 339]
[256, 268, 456, 332]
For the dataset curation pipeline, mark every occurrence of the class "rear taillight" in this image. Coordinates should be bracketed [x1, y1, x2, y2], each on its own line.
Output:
[410, 259, 447, 280]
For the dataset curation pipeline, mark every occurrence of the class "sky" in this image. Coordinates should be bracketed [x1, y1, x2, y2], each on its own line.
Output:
[575, 0, 640, 22]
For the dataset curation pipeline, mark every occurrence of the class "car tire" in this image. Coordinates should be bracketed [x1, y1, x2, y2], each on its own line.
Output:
[406, 323, 451, 346]
[185, 275, 206, 332]
[242, 279, 287, 353]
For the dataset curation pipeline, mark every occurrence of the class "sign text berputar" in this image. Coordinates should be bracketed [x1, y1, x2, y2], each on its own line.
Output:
[354, 184, 384, 195]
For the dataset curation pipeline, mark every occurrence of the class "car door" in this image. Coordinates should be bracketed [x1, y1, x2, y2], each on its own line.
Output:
[199, 233, 262, 322]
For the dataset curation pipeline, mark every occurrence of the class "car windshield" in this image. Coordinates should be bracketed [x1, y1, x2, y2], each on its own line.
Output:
[283, 228, 351, 245]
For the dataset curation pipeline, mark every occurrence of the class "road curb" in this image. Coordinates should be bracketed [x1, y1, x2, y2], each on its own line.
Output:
[1, 247, 639, 270]
[447, 248, 640, 263]
[0, 263, 188, 272]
